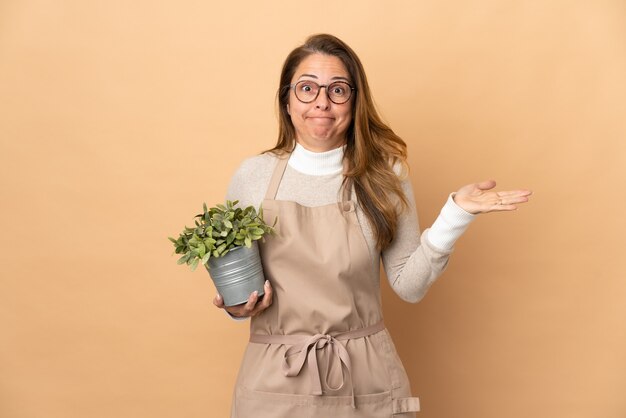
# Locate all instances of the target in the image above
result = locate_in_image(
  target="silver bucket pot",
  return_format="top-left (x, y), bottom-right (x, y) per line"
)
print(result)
top-left (206, 241), bottom-right (266, 306)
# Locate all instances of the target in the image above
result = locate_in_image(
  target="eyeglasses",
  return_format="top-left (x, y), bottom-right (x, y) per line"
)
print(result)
top-left (289, 80), bottom-right (355, 104)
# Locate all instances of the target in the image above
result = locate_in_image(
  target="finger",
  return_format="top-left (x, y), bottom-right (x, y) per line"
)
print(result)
top-left (213, 294), bottom-right (225, 308)
top-left (497, 195), bottom-right (531, 206)
top-left (257, 280), bottom-right (273, 310)
top-left (497, 204), bottom-right (518, 211)
top-left (225, 292), bottom-right (259, 318)
top-left (508, 195), bottom-right (531, 204)
top-left (249, 282), bottom-right (273, 317)
top-left (241, 291), bottom-right (259, 315)
top-left (496, 189), bottom-right (533, 197)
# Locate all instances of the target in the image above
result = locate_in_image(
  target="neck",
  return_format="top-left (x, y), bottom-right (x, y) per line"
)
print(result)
top-left (288, 142), bottom-right (345, 176)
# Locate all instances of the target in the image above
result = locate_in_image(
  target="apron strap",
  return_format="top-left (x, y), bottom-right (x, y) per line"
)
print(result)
top-left (341, 157), bottom-right (356, 212)
top-left (265, 152), bottom-right (290, 200)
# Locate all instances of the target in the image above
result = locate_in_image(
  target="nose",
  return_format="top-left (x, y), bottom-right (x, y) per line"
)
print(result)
top-left (314, 86), bottom-right (331, 110)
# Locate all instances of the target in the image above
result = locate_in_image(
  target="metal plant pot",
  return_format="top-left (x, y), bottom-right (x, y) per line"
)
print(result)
top-left (205, 241), bottom-right (266, 306)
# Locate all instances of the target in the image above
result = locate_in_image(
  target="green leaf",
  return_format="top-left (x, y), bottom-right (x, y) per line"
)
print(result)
top-left (201, 252), bottom-right (210, 265)
top-left (244, 236), bottom-right (251, 247)
top-left (224, 219), bottom-right (233, 229)
top-left (177, 253), bottom-right (191, 264)
top-left (190, 257), bottom-right (200, 271)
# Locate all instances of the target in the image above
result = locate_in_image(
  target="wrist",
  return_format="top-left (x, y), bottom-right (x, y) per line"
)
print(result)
top-left (451, 193), bottom-right (477, 215)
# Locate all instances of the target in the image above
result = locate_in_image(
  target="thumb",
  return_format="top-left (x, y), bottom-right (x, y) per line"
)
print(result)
top-left (213, 293), bottom-right (224, 307)
top-left (477, 179), bottom-right (496, 190)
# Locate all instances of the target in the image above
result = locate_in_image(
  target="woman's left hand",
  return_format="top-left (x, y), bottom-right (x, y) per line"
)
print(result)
top-left (453, 180), bottom-right (532, 215)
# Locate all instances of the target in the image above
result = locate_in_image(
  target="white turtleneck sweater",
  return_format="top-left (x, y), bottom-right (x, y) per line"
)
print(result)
top-left (224, 143), bottom-right (475, 317)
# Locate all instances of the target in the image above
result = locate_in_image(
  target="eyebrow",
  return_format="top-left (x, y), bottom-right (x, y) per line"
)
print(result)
top-left (298, 74), bottom-right (352, 83)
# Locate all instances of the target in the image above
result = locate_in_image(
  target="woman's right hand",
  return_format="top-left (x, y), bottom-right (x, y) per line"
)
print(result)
top-left (212, 280), bottom-right (274, 318)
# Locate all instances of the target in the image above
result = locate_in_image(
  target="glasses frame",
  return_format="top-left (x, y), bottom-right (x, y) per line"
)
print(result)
top-left (288, 80), bottom-right (356, 104)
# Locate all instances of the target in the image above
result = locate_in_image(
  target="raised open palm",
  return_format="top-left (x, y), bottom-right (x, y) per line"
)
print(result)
top-left (453, 180), bottom-right (532, 215)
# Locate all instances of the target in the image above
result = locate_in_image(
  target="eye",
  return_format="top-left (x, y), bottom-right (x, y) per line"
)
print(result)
top-left (298, 81), bottom-right (316, 92)
top-left (330, 83), bottom-right (348, 96)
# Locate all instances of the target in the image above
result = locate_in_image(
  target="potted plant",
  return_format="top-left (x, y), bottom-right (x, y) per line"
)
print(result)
top-left (169, 200), bottom-right (277, 306)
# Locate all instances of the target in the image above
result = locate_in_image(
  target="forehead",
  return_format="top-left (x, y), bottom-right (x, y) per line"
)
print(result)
top-left (292, 53), bottom-right (350, 81)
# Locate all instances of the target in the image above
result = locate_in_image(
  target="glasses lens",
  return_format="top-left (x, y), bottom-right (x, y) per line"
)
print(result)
top-left (327, 82), bottom-right (352, 104)
top-left (294, 80), bottom-right (319, 103)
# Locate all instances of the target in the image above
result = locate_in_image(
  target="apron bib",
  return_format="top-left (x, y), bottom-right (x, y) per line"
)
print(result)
top-left (230, 152), bottom-right (421, 417)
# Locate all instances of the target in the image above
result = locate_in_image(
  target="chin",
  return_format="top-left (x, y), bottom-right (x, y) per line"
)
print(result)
top-left (310, 130), bottom-right (336, 140)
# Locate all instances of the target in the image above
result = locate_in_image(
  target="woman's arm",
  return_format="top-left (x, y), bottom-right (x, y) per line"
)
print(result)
top-left (381, 177), bottom-right (475, 303)
top-left (382, 176), bottom-right (531, 303)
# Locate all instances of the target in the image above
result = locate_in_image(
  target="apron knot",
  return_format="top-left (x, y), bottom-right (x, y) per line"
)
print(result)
top-left (282, 333), bottom-right (356, 408)
top-left (249, 321), bottom-right (386, 410)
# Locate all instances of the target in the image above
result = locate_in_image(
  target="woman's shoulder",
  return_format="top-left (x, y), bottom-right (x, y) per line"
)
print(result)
top-left (233, 151), bottom-right (280, 177)
top-left (226, 152), bottom-right (281, 205)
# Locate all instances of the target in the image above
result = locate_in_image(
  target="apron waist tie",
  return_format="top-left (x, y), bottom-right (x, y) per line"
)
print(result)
top-left (249, 320), bottom-right (386, 409)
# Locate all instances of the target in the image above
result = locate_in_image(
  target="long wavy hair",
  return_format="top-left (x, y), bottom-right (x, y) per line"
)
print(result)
top-left (264, 34), bottom-right (409, 251)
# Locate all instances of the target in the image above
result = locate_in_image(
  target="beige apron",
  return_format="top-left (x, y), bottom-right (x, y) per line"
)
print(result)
top-left (230, 152), bottom-right (421, 417)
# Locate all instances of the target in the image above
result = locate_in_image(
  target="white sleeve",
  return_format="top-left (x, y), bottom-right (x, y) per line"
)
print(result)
top-left (426, 192), bottom-right (476, 251)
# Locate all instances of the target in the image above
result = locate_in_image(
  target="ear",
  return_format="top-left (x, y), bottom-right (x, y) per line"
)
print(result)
top-left (286, 104), bottom-right (290, 115)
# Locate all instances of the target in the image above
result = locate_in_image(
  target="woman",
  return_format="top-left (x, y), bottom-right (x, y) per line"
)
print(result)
top-left (213, 34), bottom-right (531, 417)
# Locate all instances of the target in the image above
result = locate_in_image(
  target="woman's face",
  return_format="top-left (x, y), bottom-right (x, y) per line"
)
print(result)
top-left (288, 53), bottom-right (353, 152)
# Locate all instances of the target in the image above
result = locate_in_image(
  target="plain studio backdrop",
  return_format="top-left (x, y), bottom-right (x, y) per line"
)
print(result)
top-left (1, 1), bottom-right (625, 417)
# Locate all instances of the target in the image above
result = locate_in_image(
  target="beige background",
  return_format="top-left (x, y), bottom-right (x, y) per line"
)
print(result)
top-left (1, 1), bottom-right (625, 417)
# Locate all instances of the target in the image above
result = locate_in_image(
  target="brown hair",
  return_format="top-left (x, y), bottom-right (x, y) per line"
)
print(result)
top-left (264, 33), bottom-right (409, 251)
